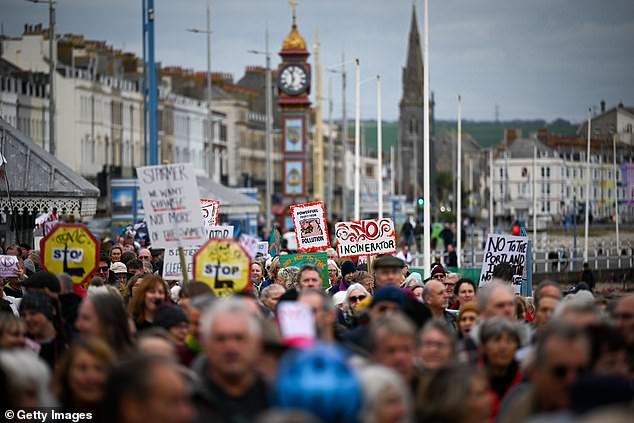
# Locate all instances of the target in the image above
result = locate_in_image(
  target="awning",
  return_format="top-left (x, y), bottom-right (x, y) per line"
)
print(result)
top-left (196, 176), bottom-right (259, 215)
top-left (0, 117), bottom-right (99, 217)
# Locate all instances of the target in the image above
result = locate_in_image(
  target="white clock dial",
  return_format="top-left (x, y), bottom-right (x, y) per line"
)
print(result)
top-left (279, 64), bottom-right (308, 95)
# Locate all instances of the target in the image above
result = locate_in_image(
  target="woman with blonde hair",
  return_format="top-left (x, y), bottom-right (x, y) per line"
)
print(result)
top-left (53, 337), bottom-right (115, 412)
top-left (276, 266), bottom-right (300, 290)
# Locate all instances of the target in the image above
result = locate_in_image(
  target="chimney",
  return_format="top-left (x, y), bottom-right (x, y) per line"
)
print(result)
top-left (600, 99), bottom-right (606, 113)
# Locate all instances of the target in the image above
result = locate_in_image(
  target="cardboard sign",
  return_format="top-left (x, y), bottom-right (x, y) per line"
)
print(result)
top-left (279, 252), bottom-right (329, 288)
top-left (289, 201), bottom-right (330, 253)
top-left (479, 234), bottom-right (528, 294)
top-left (335, 218), bottom-right (397, 258)
top-left (163, 227), bottom-right (234, 281)
top-left (137, 163), bottom-right (205, 248)
top-left (40, 223), bottom-right (100, 285)
top-left (200, 199), bottom-right (220, 226)
top-left (256, 241), bottom-right (269, 258)
top-left (205, 225), bottom-right (234, 240)
top-left (0, 255), bottom-right (19, 278)
top-left (277, 301), bottom-right (315, 346)
top-left (193, 239), bottom-right (251, 296)
top-left (239, 234), bottom-right (259, 259)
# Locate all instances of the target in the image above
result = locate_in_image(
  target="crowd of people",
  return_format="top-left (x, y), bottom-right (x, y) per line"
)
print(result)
top-left (0, 236), bottom-right (633, 423)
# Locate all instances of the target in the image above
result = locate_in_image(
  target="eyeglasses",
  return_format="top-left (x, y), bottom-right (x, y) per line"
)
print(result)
top-left (433, 274), bottom-right (446, 280)
top-left (139, 256), bottom-right (151, 260)
top-left (550, 365), bottom-right (586, 380)
top-left (349, 295), bottom-right (367, 303)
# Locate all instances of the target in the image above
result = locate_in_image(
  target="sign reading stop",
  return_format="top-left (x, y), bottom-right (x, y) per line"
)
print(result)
top-left (193, 239), bottom-right (251, 296)
top-left (40, 223), bottom-right (100, 285)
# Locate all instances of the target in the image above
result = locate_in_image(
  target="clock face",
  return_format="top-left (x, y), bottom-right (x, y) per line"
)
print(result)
top-left (279, 64), bottom-right (309, 95)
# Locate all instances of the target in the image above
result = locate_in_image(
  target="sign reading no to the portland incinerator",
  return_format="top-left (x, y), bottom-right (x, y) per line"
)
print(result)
top-left (137, 163), bottom-right (205, 248)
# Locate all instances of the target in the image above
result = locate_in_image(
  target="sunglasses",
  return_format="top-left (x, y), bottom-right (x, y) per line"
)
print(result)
top-left (550, 365), bottom-right (586, 380)
top-left (349, 295), bottom-right (367, 303)
top-left (139, 256), bottom-right (151, 260)
top-left (433, 274), bottom-right (446, 280)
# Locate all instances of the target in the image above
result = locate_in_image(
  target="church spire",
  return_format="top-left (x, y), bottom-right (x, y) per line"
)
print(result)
top-left (402, 4), bottom-right (424, 103)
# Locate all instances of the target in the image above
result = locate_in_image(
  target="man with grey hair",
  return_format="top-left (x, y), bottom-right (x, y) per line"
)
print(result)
top-left (298, 288), bottom-right (339, 342)
top-left (478, 282), bottom-right (516, 320)
top-left (191, 297), bottom-right (269, 422)
top-left (298, 264), bottom-right (323, 290)
top-left (260, 284), bottom-right (285, 315)
top-left (368, 312), bottom-right (418, 385)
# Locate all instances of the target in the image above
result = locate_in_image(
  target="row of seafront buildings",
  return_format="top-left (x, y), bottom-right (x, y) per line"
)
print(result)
top-left (490, 104), bottom-right (634, 227)
top-left (0, 25), bottom-right (370, 228)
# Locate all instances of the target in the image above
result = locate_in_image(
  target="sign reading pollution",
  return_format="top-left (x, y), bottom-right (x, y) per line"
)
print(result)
top-left (290, 201), bottom-right (330, 253)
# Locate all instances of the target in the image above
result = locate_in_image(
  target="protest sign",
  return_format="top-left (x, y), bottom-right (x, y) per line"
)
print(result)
top-left (163, 227), bottom-right (234, 281)
top-left (479, 234), bottom-right (528, 294)
top-left (40, 224), bottom-right (99, 285)
top-left (193, 239), bottom-right (251, 296)
top-left (277, 302), bottom-right (316, 347)
top-left (137, 163), bottom-right (204, 248)
top-left (200, 199), bottom-right (220, 227)
top-left (279, 251), bottom-right (329, 288)
top-left (239, 234), bottom-right (259, 259)
top-left (256, 241), bottom-right (269, 258)
top-left (0, 255), bottom-right (19, 278)
top-left (205, 225), bottom-right (234, 240)
top-left (289, 201), bottom-right (330, 252)
top-left (335, 218), bottom-right (396, 258)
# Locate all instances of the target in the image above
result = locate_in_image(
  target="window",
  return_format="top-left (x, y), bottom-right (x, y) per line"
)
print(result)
top-left (546, 184), bottom-right (550, 195)
top-left (547, 202), bottom-right (551, 212)
top-left (566, 168), bottom-right (570, 178)
top-left (580, 187), bottom-right (584, 198)
top-left (500, 168), bottom-right (504, 178)
top-left (500, 183), bottom-right (504, 196)
top-left (541, 167), bottom-right (545, 178)
top-left (541, 202), bottom-right (545, 212)
top-left (546, 167), bottom-right (551, 178)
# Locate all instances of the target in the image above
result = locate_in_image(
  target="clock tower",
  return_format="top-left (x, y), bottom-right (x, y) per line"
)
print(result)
top-left (278, 2), bottom-right (311, 198)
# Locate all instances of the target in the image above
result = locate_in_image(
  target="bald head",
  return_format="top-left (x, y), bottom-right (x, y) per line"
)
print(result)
top-left (423, 280), bottom-right (448, 314)
top-left (478, 283), bottom-right (515, 320)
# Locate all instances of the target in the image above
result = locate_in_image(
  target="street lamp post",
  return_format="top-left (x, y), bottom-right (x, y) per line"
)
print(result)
top-left (247, 29), bottom-right (274, 233)
top-left (26, 0), bottom-right (56, 155)
top-left (187, 0), bottom-right (214, 179)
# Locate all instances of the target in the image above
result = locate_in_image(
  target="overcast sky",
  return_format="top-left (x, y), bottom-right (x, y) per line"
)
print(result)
top-left (3, 0), bottom-right (633, 122)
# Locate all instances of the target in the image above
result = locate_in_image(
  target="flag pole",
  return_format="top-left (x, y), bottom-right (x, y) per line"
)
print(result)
top-left (422, 0), bottom-right (431, 277)
top-left (456, 95), bottom-right (462, 267)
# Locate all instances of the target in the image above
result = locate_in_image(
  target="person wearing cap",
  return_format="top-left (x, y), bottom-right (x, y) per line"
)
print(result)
top-left (154, 303), bottom-right (194, 366)
top-left (19, 292), bottom-right (67, 368)
top-left (327, 260), bottom-right (357, 295)
top-left (110, 262), bottom-right (130, 293)
top-left (373, 255), bottom-right (406, 289)
top-left (22, 271), bottom-right (61, 297)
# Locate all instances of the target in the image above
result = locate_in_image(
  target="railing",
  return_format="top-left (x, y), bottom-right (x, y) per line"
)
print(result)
top-left (411, 242), bottom-right (634, 273)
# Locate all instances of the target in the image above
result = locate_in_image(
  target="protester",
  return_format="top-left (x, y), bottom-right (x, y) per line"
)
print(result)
top-left (136, 327), bottom-right (178, 360)
top-left (128, 275), bottom-right (168, 331)
top-left (479, 317), bottom-right (523, 419)
top-left (356, 270), bottom-right (375, 294)
top-left (328, 260), bottom-right (356, 294)
top-left (368, 313), bottom-right (418, 387)
top-left (422, 279), bottom-right (456, 331)
top-left (75, 293), bottom-right (134, 358)
top-left (53, 337), bottom-right (114, 412)
top-left (260, 284), bottom-right (286, 315)
top-left (497, 323), bottom-right (590, 423)
top-left (0, 312), bottom-right (32, 350)
top-left (153, 303), bottom-right (192, 365)
top-left (586, 323), bottom-right (629, 378)
top-left (457, 302), bottom-right (479, 339)
top-left (327, 259), bottom-right (340, 288)
top-left (251, 261), bottom-right (265, 291)
top-left (416, 364), bottom-right (490, 423)
top-left (298, 288), bottom-right (339, 342)
top-left (19, 292), bottom-right (67, 368)
top-left (297, 264), bottom-right (322, 291)
top-left (101, 353), bottom-right (194, 423)
top-left (0, 349), bottom-right (56, 407)
top-left (454, 278), bottom-right (477, 310)
top-left (276, 266), bottom-right (300, 290)
top-left (191, 297), bottom-right (269, 422)
top-left (110, 245), bottom-right (123, 263)
top-left (373, 255), bottom-right (406, 289)
top-left (417, 320), bottom-right (457, 371)
top-left (357, 365), bottom-right (411, 423)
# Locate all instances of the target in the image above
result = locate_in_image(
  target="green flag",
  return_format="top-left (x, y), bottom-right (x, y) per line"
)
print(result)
top-left (268, 226), bottom-right (281, 257)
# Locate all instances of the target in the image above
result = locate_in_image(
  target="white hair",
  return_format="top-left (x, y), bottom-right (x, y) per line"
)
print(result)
top-left (200, 297), bottom-right (262, 343)
top-left (0, 350), bottom-right (57, 406)
top-left (477, 282), bottom-right (514, 310)
top-left (345, 283), bottom-right (371, 307)
top-left (333, 291), bottom-right (347, 307)
top-left (357, 365), bottom-right (411, 423)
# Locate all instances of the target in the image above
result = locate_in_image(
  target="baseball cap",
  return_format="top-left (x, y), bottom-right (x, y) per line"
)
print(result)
top-left (110, 262), bottom-right (128, 274)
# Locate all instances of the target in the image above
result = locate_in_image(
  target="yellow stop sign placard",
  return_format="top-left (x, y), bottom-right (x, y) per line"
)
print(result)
top-left (193, 239), bottom-right (251, 296)
top-left (40, 223), bottom-right (100, 285)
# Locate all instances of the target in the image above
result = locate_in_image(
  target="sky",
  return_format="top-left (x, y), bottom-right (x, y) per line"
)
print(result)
top-left (2, 0), bottom-right (634, 123)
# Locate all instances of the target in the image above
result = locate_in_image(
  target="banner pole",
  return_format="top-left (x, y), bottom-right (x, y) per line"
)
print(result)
top-left (178, 246), bottom-right (189, 284)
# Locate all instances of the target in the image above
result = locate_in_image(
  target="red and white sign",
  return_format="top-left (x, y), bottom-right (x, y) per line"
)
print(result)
top-left (289, 201), bottom-right (330, 253)
top-left (200, 199), bottom-right (220, 227)
top-left (239, 234), bottom-right (259, 259)
top-left (335, 218), bottom-right (397, 258)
